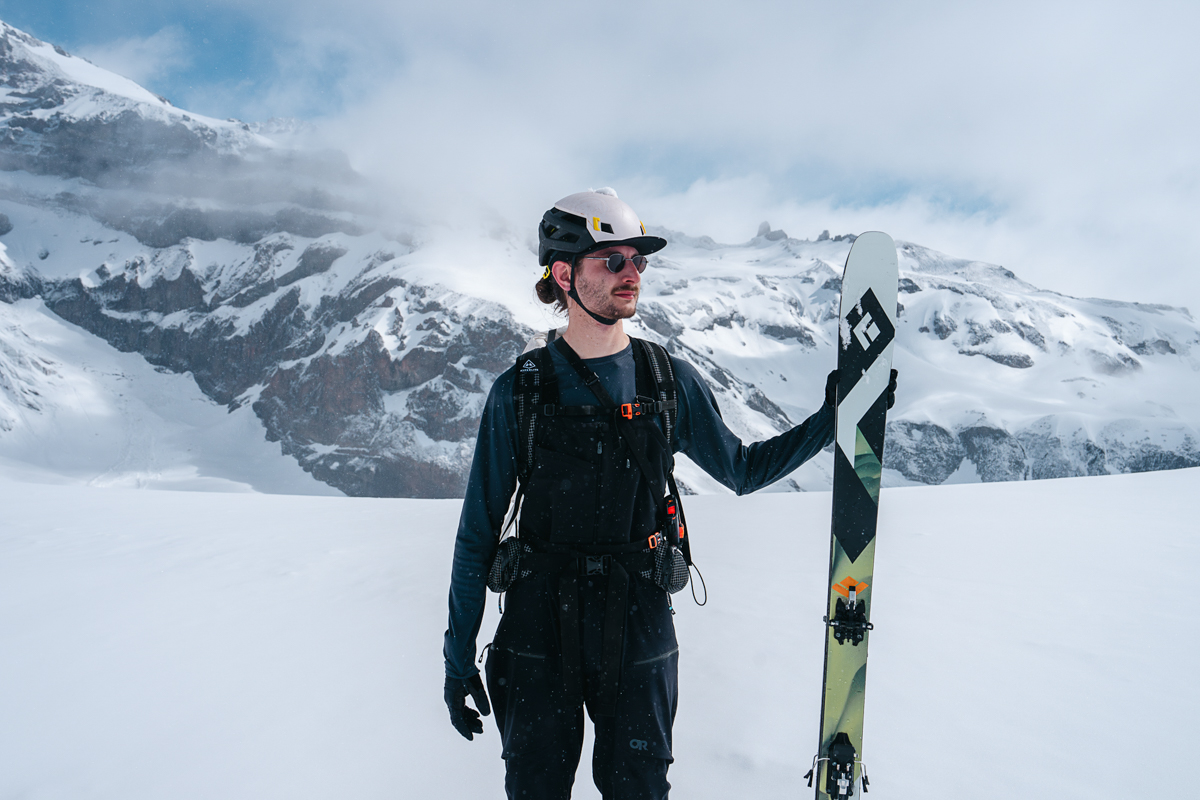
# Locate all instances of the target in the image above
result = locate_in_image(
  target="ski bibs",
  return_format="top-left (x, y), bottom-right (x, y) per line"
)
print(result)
top-left (497, 335), bottom-right (683, 718)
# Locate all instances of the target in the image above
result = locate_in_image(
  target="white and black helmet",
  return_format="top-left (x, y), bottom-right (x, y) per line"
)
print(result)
top-left (538, 188), bottom-right (667, 267)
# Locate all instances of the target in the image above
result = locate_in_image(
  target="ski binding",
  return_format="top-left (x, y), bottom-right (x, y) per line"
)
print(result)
top-left (823, 581), bottom-right (874, 646)
top-left (803, 732), bottom-right (870, 799)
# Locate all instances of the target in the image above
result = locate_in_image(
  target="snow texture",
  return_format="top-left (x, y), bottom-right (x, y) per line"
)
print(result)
top-left (0, 468), bottom-right (1195, 798)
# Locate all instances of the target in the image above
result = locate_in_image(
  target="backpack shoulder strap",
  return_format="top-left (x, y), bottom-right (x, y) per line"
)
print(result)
top-left (512, 345), bottom-right (558, 484)
top-left (631, 338), bottom-right (693, 564)
top-left (630, 338), bottom-right (678, 448)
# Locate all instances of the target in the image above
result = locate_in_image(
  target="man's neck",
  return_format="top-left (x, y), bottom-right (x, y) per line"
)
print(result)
top-left (561, 309), bottom-right (630, 359)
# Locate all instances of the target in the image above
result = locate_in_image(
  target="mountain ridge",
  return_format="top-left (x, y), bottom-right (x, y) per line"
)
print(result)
top-left (1, 17), bottom-right (1198, 496)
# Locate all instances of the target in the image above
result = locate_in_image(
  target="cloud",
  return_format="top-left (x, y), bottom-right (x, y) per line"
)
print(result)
top-left (253, 0), bottom-right (1198, 309)
top-left (46, 0), bottom-right (1200, 312)
top-left (77, 26), bottom-right (190, 88)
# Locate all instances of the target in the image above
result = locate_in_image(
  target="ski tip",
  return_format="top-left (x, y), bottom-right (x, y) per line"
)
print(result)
top-left (849, 231), bottom-right (896, 250)
top-left (843, 232), bottom-right (898, 275)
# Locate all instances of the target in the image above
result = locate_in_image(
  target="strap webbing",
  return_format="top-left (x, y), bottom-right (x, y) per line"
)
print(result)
top-left (514, 346), bottom-right (558, 483)
top-left (636, 338), bottom-right (677, 447)
top-left (667, 471), bottom-right (692, 566)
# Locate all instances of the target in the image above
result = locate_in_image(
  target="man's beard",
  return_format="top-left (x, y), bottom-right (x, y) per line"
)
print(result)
top-left (575, 272), bottom-right (639, 320)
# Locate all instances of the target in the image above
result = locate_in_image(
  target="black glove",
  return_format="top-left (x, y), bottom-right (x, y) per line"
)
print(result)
top-left (824, 369), bottom-right (840, 407)
top-left (445, 674), bottom-right (491, 741)
top-left (825, 368), bottom-right (898, 409)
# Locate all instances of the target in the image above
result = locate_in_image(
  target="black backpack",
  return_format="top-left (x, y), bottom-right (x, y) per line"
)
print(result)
top-left (508, 331), bottom-right (692, 565)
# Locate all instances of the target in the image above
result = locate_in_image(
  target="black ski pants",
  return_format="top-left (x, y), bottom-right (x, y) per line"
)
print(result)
top-left (485, 569), bottom-right (679, 800)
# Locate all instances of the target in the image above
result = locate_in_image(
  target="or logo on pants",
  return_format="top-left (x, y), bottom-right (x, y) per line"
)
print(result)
top-left (629, 739), bottom-right (649, 751)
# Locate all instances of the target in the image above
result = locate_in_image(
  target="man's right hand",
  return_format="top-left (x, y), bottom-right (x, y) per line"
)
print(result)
top-left (824, 368), bottom-right (898, 408)
top-left (444, 674), bottom-right (491, 740)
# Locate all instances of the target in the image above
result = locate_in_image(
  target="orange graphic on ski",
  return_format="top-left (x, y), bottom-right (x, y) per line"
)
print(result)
top-left (832, 577), bottom-right (869, 598)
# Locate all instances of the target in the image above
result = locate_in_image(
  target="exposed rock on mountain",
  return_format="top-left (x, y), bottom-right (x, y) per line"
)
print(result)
top-left (882, 421), bottom-right (964, 484)
top-left (959, 426), bottom-right (1029, 482)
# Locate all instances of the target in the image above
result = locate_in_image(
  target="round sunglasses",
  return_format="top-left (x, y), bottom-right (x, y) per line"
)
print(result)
top-left (581, 253), bottom-right (649, 274)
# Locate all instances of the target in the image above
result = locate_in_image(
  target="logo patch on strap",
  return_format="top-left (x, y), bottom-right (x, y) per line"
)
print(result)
top-left (520, 359), bottom-right (538, 373)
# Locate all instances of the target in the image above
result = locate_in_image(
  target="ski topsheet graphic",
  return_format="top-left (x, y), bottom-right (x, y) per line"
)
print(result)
top-left (808, 232), bottom-right (898, 800)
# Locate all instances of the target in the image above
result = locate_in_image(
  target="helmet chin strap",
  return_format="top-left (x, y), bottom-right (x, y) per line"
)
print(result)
top-left (568, 264), bottom-right (619, 326)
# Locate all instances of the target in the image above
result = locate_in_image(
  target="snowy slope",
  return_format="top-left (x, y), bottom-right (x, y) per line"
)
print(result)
top-left (0, 243), bottom-right (337, 493)
top-left (1, 469), bottom-right (1195, 798)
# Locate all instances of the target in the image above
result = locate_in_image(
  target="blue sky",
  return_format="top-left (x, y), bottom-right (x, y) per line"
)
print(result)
top-left (3, 0), bottom-right (1199, 313)
top-left (0, 0), bottom-right (347, 119)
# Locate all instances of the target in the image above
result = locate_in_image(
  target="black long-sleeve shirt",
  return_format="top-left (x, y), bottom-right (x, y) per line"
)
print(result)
top-left (443, 342), bottom-right (834, 679)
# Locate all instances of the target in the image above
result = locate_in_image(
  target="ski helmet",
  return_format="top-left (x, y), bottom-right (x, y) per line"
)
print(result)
top-left (538, 188), bottom-right (667, 267)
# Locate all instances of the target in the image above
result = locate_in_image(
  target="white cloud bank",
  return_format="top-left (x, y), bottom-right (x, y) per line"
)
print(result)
top-left (70, 0), bottom-right (1200, 312)
top-left (76, 26), bottom-right (190, 88)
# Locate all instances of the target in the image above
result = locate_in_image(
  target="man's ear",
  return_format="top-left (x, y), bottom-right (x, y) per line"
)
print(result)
top-left (551, 260), bottom-right (572, 292)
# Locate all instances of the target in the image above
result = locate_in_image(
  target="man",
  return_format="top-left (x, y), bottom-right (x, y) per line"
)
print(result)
top-left (444, 188), bottom-right (893, 799)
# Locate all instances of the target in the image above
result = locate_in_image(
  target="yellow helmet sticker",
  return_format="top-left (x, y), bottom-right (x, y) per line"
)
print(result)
top-left (640, 221), bottom-right (646, 235)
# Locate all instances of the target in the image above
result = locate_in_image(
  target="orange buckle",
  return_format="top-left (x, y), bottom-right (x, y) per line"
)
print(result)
top-left (679, 524), bottom-right (685, 540)
top-left (647, 533), bottom-right (659, 549)
top-left (621, 403), bottom-right (634, 420)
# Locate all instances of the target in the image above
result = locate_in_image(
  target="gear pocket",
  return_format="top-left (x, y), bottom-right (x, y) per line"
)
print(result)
top-left (651, 542), bottom-right (689, 594)
top-left (487, 537), bottom-right (532, 593)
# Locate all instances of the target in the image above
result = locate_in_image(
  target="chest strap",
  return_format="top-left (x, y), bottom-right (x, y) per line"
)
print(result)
top-left (536, 399), bottom-right (675, 419)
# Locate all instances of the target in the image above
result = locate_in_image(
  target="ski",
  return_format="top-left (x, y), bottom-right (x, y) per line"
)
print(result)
top-left (806, 232), bottom-right (898, 800)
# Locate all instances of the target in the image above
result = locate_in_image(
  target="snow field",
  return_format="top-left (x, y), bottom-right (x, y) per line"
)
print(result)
top-left (2, 468), bottom-right (1196, 799)
top-left (676, 472), bottom-right (1200, 798)
top-left (0, 487), bottom-right (485, 799)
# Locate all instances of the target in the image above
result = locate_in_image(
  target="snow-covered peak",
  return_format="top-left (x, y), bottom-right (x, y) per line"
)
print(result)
top-left (1, 20), bottom-right (170, 109)
top-left (0, 18), bottom-right (274, 178)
